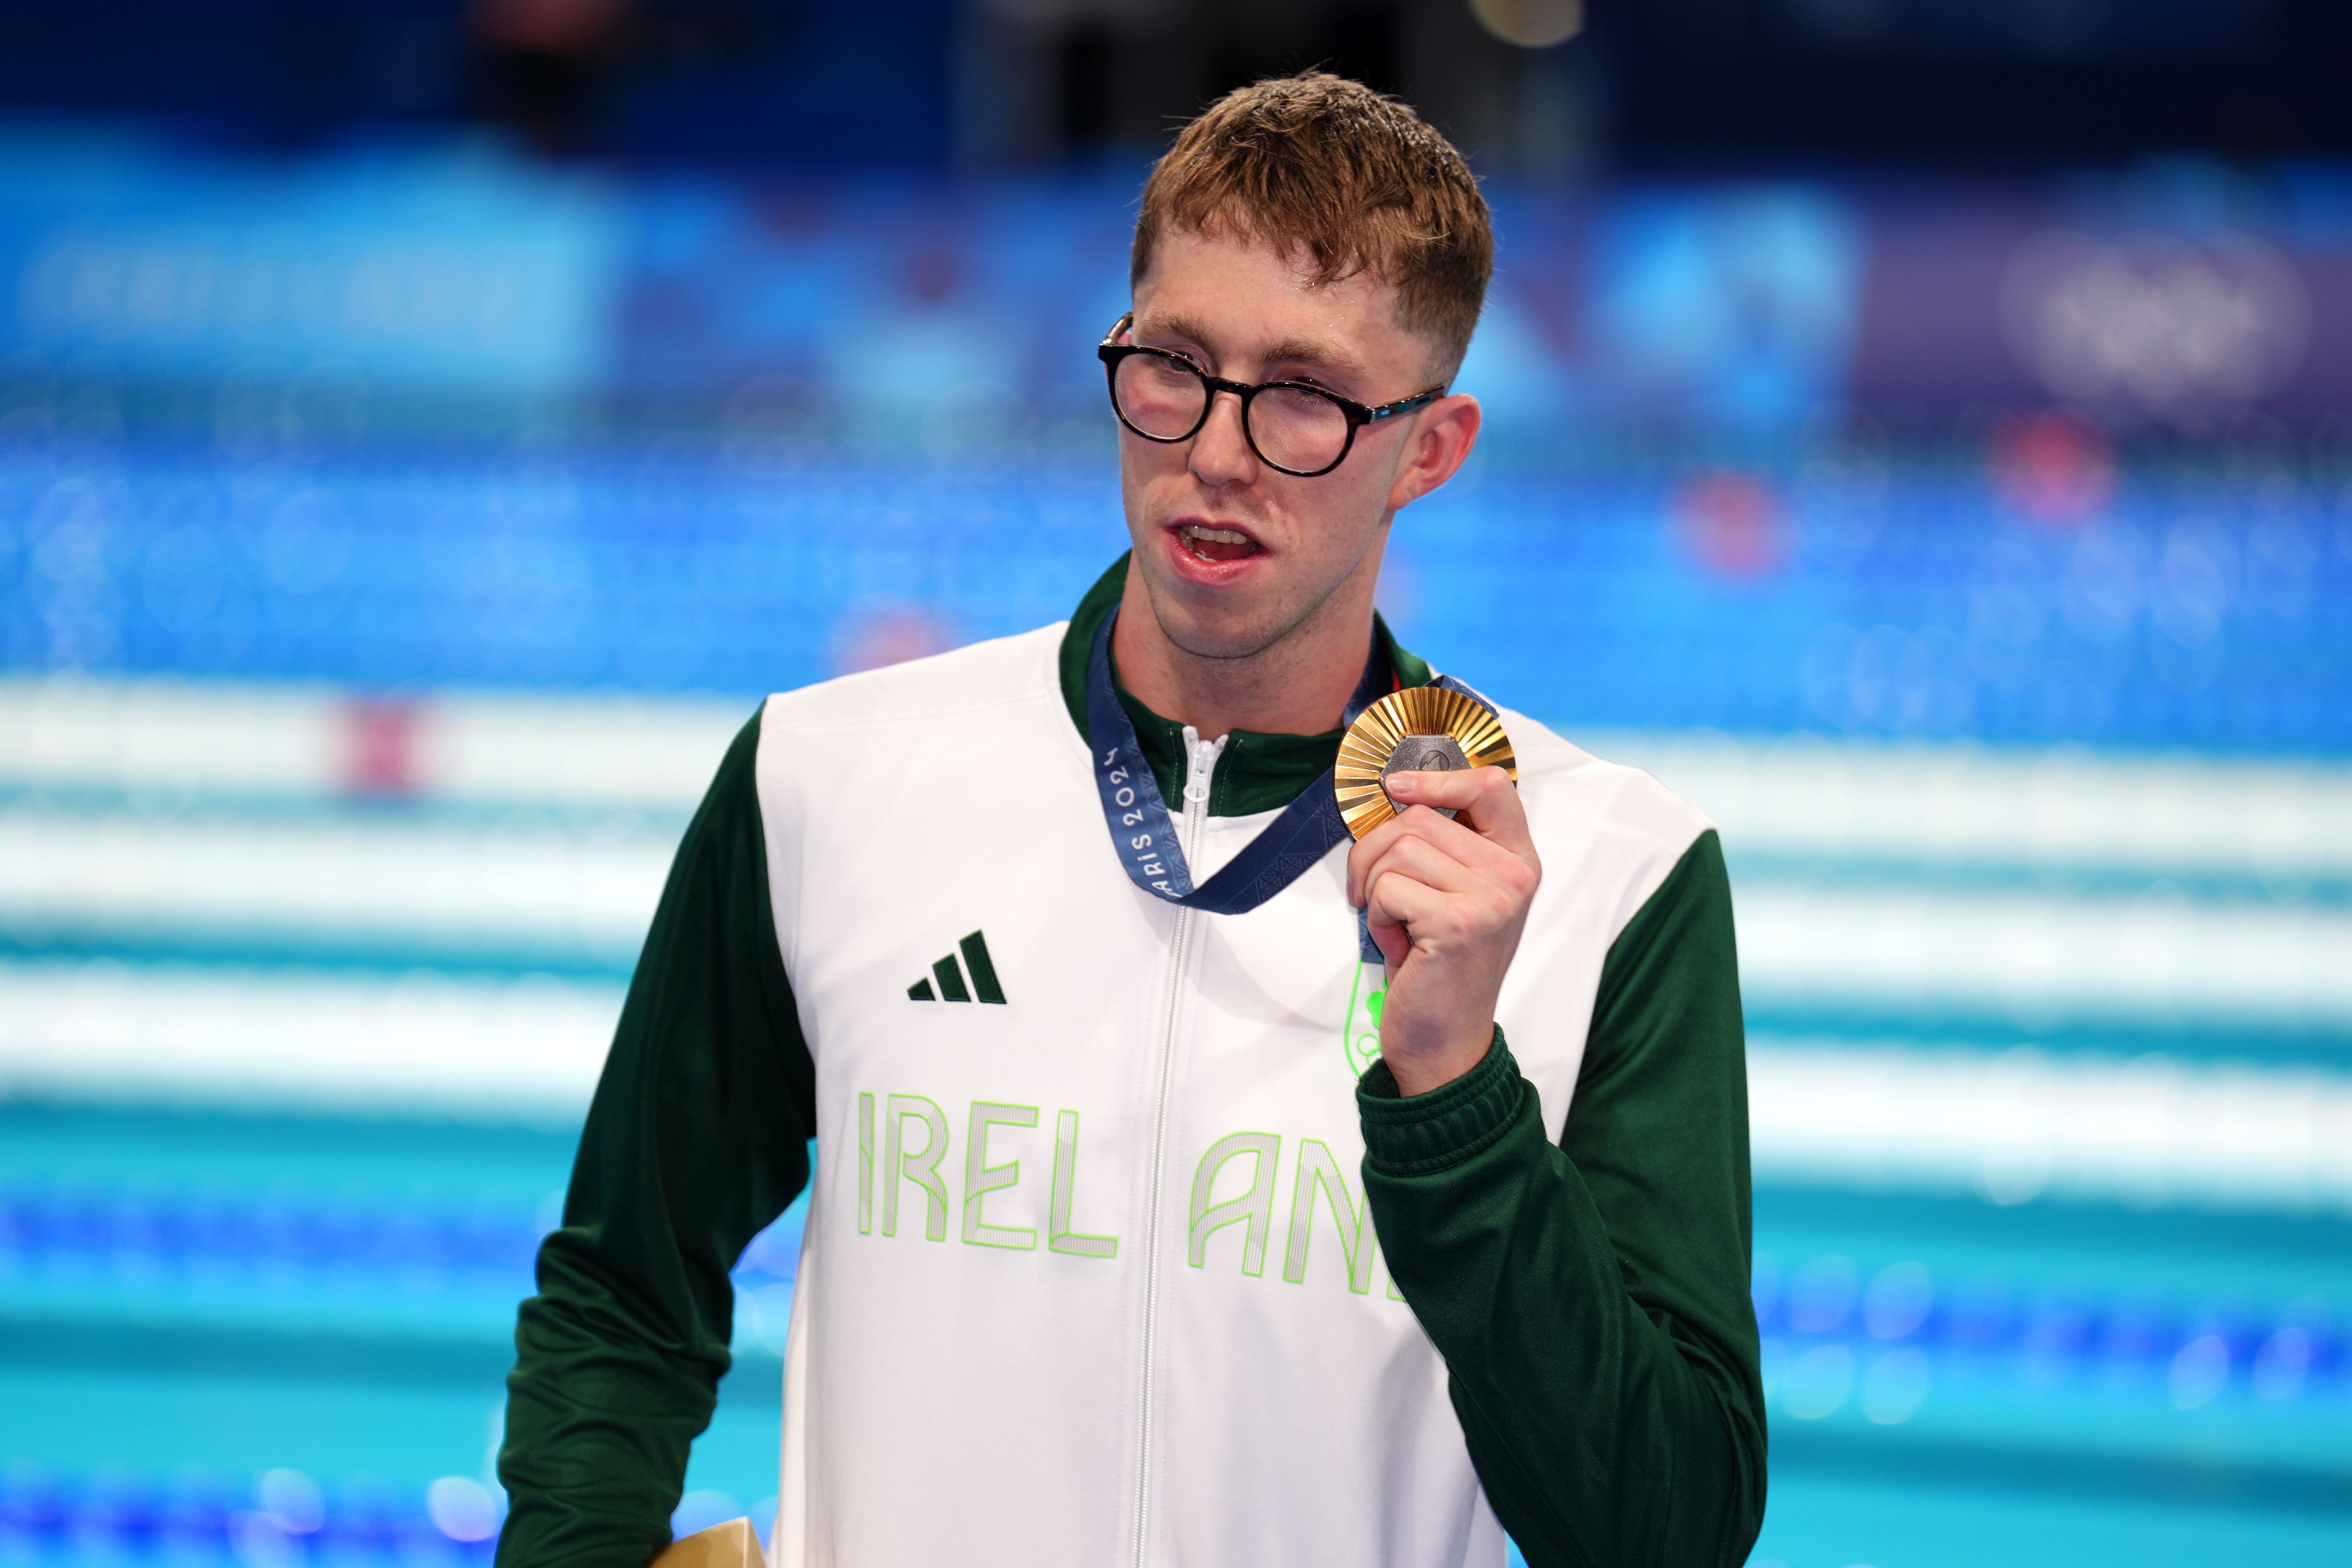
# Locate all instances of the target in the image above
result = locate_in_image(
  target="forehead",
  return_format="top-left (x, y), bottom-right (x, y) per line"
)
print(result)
top-left (1130, 227), bottom-right (1411, 369)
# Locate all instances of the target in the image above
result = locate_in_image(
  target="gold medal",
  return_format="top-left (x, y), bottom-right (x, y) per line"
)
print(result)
top-left (1335, 686), bottom-right (1516, 839)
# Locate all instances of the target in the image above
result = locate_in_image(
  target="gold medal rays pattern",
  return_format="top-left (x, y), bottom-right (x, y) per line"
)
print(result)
top-left (1335, 686), bottom-right (1517, 840)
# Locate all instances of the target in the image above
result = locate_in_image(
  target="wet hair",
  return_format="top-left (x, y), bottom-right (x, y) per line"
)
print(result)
top-left (1132, 71), bottom-right (1493, 377)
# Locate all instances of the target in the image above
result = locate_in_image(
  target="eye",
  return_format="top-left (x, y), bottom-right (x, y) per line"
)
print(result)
top-left (1272, 371), bottom-right (1343, 397)
top-left (1133, 337), bottom-right (1204, 368)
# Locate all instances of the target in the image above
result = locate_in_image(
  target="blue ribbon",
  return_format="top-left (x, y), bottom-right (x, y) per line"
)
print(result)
top-left (1083, 608), bottom-right (1369, 914)
top-left (1085, 609), bottom-right (1500, 962)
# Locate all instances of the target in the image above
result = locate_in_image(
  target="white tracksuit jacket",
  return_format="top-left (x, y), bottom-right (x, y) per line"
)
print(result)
top-left (753, 621), bottom-right (1713, 1568)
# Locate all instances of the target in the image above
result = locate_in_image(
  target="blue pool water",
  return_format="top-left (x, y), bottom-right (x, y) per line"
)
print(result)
top-left (6, 1094), bottom-right (2348, 1565)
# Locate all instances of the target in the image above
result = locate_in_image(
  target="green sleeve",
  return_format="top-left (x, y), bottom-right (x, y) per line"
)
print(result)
top-left (1359, 829), bottom-right (1765, 1568)
top-left (496, 711), bottom-right (817, 1568)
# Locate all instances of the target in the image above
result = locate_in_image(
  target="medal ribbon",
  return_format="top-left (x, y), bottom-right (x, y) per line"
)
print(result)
top-left (1085, 609), bottom-right (1497, 961)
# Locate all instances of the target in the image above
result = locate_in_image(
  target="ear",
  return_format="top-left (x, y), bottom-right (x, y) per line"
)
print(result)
top-left (1384, 394), bottom-right (1482, 512)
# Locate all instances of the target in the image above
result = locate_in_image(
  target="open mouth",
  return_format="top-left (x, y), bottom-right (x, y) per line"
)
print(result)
top-left (1177, 523), bottom-right (1262, 564)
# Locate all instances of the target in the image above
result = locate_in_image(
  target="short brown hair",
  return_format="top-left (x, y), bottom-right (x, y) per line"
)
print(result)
top-left (1131, 72), bottom-right (1493, 376)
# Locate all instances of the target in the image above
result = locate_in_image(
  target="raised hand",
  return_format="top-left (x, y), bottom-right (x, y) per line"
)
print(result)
top-left (1343, 765), bottom-right (1541, 1095)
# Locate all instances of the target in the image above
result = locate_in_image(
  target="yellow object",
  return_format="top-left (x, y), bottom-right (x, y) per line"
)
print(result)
top-left (1335, 686), bottom-right (1517, 840)
top-left (651, 1518), bottom-right (760, 1568)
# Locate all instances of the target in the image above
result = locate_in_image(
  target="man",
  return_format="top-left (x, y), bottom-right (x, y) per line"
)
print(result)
top-left (498, 72), bottom-right (1764, 1568)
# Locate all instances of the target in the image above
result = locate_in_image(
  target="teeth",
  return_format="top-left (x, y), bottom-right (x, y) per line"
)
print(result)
top-left (1182, 525), bottom-right (1252, 545)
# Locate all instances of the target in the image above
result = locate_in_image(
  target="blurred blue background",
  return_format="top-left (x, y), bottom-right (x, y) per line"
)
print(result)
top-left (2, 4), bottom-right (2350, 1567)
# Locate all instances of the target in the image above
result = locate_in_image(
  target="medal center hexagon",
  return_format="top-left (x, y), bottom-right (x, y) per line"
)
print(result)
top-left (1379, 733), bottom-right (1471, 817)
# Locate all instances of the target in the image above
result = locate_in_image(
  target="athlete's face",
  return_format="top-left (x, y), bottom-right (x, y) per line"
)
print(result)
top-left (1116, 229), bottom-right (1481, 664)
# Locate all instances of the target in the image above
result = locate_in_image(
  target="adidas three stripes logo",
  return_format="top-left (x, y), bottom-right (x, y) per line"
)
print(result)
top-left (909, 930), bottom-right (1006, 1004)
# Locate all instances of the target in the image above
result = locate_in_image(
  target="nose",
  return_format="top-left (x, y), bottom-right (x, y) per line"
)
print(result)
top-left (1187, 388), bottom-right (1260, 485)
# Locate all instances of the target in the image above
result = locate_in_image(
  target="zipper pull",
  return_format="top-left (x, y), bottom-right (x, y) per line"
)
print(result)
top-left (1180, 726), bottom-right (1216, 805)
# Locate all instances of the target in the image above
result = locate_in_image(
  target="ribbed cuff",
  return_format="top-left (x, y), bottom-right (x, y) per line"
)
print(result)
top-left (1356, 1026), bottom-right (1523, 1177)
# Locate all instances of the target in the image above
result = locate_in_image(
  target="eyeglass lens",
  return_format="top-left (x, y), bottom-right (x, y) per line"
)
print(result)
top-left (1112, 354), bottom-right (1352, 475)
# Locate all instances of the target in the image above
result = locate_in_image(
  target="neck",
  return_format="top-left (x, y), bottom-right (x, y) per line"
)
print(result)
top-left (1110, 557), bottom-right (1377, 740)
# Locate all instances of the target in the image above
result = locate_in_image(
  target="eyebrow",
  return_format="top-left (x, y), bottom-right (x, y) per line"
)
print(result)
top-left (1141, 312), bottom-right (1371, 386)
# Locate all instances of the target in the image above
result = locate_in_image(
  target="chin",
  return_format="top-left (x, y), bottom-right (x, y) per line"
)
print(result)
top-left (1166, 588), bottom-right (1317, 663)
top-left (1140, 577), bottom-right (1288, 662)
top-left (1163, 616), bottom-right (1286, 663)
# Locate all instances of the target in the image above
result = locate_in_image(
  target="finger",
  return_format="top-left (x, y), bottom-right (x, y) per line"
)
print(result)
top-left (1348, 809), bottom-right (1501, 906)
top-left (1363, 865), bottom-right (1449, 963)
top-left (1358, 832), bottom-right (1483, 909)
top-left (1347, 796), bottom-right (1532, 905)
top-left (1384, 766), bottom-right (1539, 862)
top-left (1365, 892), bottom-right (1411, 971)
top-left (1363, 837), bottom-right (1526, 963)
top-left (1376, 765), bottom-right (1491, 813)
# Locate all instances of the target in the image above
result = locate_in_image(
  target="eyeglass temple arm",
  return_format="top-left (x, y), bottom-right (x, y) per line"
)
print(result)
top-left (1363, 387), bottom-right (1448, 424)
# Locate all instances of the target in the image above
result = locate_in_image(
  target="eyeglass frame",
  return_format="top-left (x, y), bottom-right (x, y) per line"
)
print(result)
top-left (1096, 313), bottom-right (1449, 478)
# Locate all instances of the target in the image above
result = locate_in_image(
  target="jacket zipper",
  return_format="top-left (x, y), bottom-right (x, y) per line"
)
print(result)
top-left (1130, 728), bottom-right (1222, 1568)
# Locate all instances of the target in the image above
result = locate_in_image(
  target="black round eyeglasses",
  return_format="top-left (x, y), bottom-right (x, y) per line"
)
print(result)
top-left (1097, 314), bottom-right (1447, 478)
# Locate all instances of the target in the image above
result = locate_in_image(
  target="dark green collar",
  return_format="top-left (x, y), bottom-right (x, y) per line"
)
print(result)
top-left (1056, 553), bottom-right (1433, 817)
